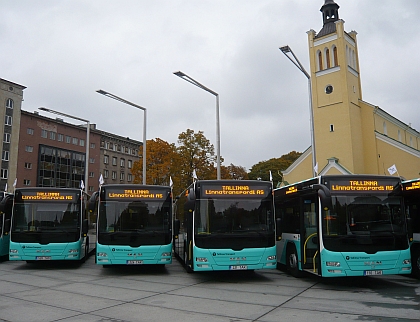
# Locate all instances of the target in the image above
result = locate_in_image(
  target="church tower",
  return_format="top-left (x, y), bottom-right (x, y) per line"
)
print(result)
top-left (307, 0), bottom-right (365, 174)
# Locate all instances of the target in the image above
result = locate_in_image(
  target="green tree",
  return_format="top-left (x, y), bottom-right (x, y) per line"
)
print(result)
top-left (248, 151), bottom-right (302, 186)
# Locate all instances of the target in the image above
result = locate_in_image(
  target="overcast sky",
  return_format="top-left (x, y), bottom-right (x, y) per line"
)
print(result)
top-left (2, 0), bottom-right (420, 171)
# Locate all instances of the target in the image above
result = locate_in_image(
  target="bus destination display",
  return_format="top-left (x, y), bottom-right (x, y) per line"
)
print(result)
top-left (328, 180), bottom-right (396, 193)
top-left (403, 180), bottom-right (420, 191)
top-left (21, 191), bottom-right (75, 201)
top-left (201, 184), bottom-right (270, 198)
top-left (105, 189), bottom-right (167, 200)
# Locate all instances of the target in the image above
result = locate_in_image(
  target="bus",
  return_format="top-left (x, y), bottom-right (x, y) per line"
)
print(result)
top-left (0, 192), bottom-right (13, 258)
top-left (173, 180), bottom-right (277, 272)
top-left (402, 178), bottom-right (420, 278)
top-left (1, 187), bottom-right (91, 262)
top-left (89, 184), bottom-right (173, 266)
top-left (274, 175), bottom-right (412, 277)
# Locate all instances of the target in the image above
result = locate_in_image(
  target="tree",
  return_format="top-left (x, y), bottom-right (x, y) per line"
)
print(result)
top-left (220, 163), bottom-right (249, 180)
top-left (132, 138), bottom-right (179, 186)
top-left (248, 151), bottom-right (302, 185)
top-left (176, 129), bottom-right (221, 192)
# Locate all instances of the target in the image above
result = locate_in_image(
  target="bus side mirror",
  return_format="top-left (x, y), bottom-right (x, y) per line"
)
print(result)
top-left (312, 184), bottom-right (332, 210)
top-left (87, 191), bottom-right (99, 213)
top-left (276, 218), bottom-right (283, 234)
top-left (82, 219), bottom-right (89, 235)
top-left (185, 188), bottom-right (196, 211)
top-left (406, 217), bottom-right (413, 241)
top-left (4, 218), bottom-right (11, 235)
top-left (174, 219), bottom-right (180, 236)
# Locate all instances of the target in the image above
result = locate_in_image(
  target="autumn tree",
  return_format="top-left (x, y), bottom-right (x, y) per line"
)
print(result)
top-left (132, 138), bottom-right (179, 186)
top-left (176, 129), bottom-right (221, 192)
top-left (220, 164), bottom-right (249, 180)
top-left (248, 151), bottom-right (302, 186)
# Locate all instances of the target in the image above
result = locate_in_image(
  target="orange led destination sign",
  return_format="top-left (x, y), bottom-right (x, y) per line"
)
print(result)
top-left (330, 180), bottom-right (394, 193)
top-left (106, 189), bottom-right (166, 200)
top-left (285, 186), bottom-right (298, 195)
top-left (404, 181), bottom-right (420, 191)
top-left (21, 191), bottom-right (75, 201)
top-left (202, 185), bottom-right (270, 198)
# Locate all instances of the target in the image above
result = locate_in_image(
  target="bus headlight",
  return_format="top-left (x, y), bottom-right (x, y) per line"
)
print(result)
top-left (10, 249), bottom-right (18, 253)
top-left (196, 257), bottom-right (208, 262)
top-left (267, 255), bottom-right (276, 261)
top-left (326, 261), bottom-right (341, 267)
top-left (97, 252), bottom-right (108, 257)
top-left (161, 252), bottom-right (171, 257)
top-left (402, 259), bottom-right (411, 265)
top-left (68, 249), bottom-right (79, 253)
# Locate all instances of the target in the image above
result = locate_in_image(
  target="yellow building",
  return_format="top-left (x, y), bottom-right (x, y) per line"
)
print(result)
top-left (283, 0), bottom-right (420, 184)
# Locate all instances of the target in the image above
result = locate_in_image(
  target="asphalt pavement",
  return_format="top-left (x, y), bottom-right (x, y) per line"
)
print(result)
top-left (0, 254), bottom-right (419, 322)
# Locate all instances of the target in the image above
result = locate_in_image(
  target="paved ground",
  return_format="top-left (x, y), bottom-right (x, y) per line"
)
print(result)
top-left (0, 254), bottom-right (419, 322)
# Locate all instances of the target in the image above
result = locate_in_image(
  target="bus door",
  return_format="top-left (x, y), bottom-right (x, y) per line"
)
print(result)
top-left (301, 193), bottom-right (319, 274)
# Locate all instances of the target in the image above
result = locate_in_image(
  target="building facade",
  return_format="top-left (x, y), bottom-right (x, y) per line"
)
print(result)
top-left (283, 0), bottom-right (420, 184)
top-left (0, 79), bottom-right (26, 191)
top-left (17, 110), bottom-right (141, 192)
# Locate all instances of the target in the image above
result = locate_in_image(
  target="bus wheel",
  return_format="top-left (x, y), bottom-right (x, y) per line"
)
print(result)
top-left (412, 248), bottom-right (420, 279)
top-left (286, 244), bottom-right (301, 278)
top-left (81, 237), bottom-right (89, 263)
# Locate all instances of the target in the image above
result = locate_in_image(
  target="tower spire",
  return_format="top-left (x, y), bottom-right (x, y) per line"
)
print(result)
top-left (316, 0), bottom-right (340, 38)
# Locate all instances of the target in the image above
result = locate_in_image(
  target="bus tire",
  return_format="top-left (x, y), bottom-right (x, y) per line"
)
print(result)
top-left (81, 237), bottom-right (89, 263)
top-left (411, 247), bottom-right (420, 279)
top-left (286, 244), bottom-right (302, 278)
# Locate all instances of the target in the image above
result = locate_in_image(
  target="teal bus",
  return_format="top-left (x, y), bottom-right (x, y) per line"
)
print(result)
top-left (89, 184), bottom-right (173, 267)
top-left (173, 180), bottom-right (276, 272)
top-left (2, 187), bottom-right (91, 262)
top-left (274, 175), bottom-right (411, 277)
top-left (402, 178), bottom-right (420, 278)
top-left (0, 192), bottom-right (13, 258)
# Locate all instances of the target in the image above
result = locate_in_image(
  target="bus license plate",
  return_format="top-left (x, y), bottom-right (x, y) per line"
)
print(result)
top-left (36, 256), bottom-right (51, 260)
top-left (364, 270), bottom-right (383, 276)
top-left (229, 265), bottom-right (247, 270)
top-left (127, 260), bottom-right (143, 265)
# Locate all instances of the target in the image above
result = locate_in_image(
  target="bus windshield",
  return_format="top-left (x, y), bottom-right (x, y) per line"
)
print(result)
top-left (194, 197), bottom-right (274, 249)
top-left (11, 201), bottom-right (80, 243)
top-left (322, 194), bottom-right (408, 252)
top-left (98, 199), bottom-right (171, 246)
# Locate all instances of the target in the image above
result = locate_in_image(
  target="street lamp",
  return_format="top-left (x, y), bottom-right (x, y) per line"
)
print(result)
top-left (173, 71), bottom-right (221, 180)
top-left (96, 90), bottom-right (147, 185)
top-left (280, 45), bottom-right (317, 177)
top-left (38, 107), bottom-right (90, 191)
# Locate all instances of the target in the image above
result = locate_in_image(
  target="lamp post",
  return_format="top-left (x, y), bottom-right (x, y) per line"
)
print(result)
top-left (96, 90), bottom-right (147, 185)
top-left (280, 45), bottom-right (317, 177)
top-left (38, 107), bottom-right (90, 191)
top-left (173, 71), bottom-right (221, 180)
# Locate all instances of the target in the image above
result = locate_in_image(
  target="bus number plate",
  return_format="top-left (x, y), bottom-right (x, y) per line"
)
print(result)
top-left (229, 265), bottom-right (247, 270)
top-left (127, 260), bottom-right (143, 265)
top-left (36, 256), bottom-right (51, 260)
top-left (364, 270), bottom-right (382, 276)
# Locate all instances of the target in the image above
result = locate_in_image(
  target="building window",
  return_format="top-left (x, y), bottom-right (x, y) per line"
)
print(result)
top-left (41, 130), bottom-right (48, 138)
top-left (88, 186), bottom-right (94, 192)
top-left (112, 171), bottom-right (117, 180)
top-left (89, 158), bottom-right (95, 164)
top-left (383, 122), bottom-right (387, 135)
top-left (23, 179), bottom-right (31, 186)
top-left (3, 133), bottom-right (11, 143)
top-left (330, 124), bottom-right (334, 132)
top-left (90, 143), bottom-right (95, 149)
top-left (120, 172), bottom-right (125, 181)
top-left (25, 146), bottom-right (34, 152)
top-left (318, 51), bottom-right (323, 71)
top-left (325, 48), bottom-right (331, 69)
top-left (57, 133), bottom-right (64, 142)
top-left (65, 136), bottom-right (71, 143)
top-left (104, 155), bottom-right (109, 164)
top-left (72, 137), bottom-right (78, 145)
top-left (5, 115), bottom-right (12, 126)
top-left (1, 169), bottom-right (8, 179)
top-left (27, 128), bottom-right (34, 135)
top-left (2, 151), bottom-right (9, 161)
top-left (128, 160), bottom-right (132, 169)
top-left (120, 158), bottom-right (125, 167)
top-left (127, 173), bottom-right (132, 182)
top-left (49, 131), bottom-right (56, 140)
top-left (128, 148), bottom-right (132, 155)
top-left (80, 139), bottom-right (85, 147)
top-left (6, 98), bottom-right (13, 109)
top-left (333, 46), bottom-right (338, 67)
top-left (104, 170), bottom-right (109, 178)
top-left (105, 142), bottom-right (110, 149)
top-left (112, 157), bottom-right (117, 166)
top-left (89, 172), bottom-right (94, 178)
top-left (24, 162), bottom-right (32, 169)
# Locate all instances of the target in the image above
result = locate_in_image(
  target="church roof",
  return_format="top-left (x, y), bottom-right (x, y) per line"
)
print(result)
top-left (315, 0), bottom-right (340, 39)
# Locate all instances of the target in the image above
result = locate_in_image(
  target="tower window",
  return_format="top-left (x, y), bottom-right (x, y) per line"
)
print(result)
top-left (325, 48), bottom-right (331, 69)
top-left (330, 124), bottom-right (334, 132)
top-left (333, 46), bottom-right (338, 67)
top-left (318, 51), bottom-right (323, 71)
